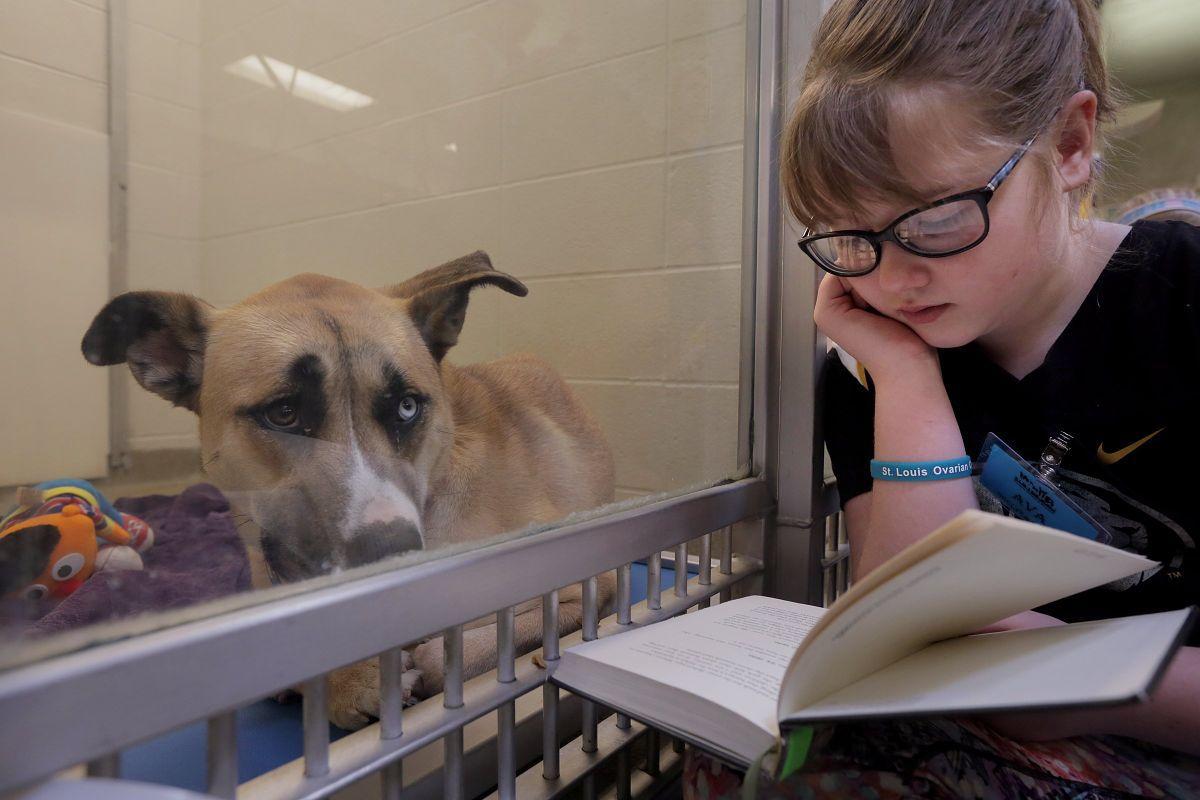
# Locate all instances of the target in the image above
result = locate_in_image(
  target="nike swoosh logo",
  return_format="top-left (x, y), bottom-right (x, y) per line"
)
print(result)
top-left (1096, 428), bottom-right (1165, 465)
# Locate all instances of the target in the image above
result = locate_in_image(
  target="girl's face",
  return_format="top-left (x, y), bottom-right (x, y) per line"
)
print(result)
top-left (836, 112), bottom-right (1068, 351)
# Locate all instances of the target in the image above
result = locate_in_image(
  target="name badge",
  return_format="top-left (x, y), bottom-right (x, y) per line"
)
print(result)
top-left (977, 433), bottom-right (1111, 544)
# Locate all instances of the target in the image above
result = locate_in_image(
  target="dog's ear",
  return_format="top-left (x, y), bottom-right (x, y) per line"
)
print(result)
top-left (81, 291), bottom-right (213, 412)
top-left (383, 251), bottom-right (527, 362)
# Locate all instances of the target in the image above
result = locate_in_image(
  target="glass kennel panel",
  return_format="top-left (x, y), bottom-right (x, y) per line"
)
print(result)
top-left (0, 1), bottom-right (750, 666)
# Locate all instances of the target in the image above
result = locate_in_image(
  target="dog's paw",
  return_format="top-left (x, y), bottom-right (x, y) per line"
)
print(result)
top-left (411, 640), bottom-right (445, 697)
top-left (327, 659), bottom-right (382, 731)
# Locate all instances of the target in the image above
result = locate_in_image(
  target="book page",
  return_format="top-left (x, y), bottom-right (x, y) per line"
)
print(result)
top-left (786, 608), bottom-right (1192, 724)
top-left (779, 511), bottom-right (1157, 716)
top-left (561, 596), bottom-right (824, 736)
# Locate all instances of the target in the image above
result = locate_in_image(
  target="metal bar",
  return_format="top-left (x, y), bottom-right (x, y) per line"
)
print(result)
top-left (105, 0), bottom-right (131, 470)
top-left (647, 552), bottom-right (662, 611)
top-left (617, 708), bottom-right (633, 798)
top-left (542, 590), bottom-right (560, 662)
top-left (86, 754), bottom-right (119, 779)
top-left (496, 701), bottom-right (516, 800)
top-left (542, 589), bottom-right (560, 781)
top-left (497, 607), bottom-right (516, 684)
top-left (581, 702), bottom-right (597, 753)
top-left (674, 544), bottom-right (688, 598)
top-left (443, 625), bottom-right (464, 800)
top-left (496, 607), bottom-right (516, 800)
top-left (379, 647), bottom-right (405, 799)
top-left (698, 532), bottom-right (713, 608)
top-left (645, 729), bottom-right (661, 776)
top-left (616, 747), bottom-right (632, 800)
top-left (739, 0), bottom-right (763, 474)
top-left (206, 711), bottom-right (238, 799)
top-left (380, 646), bottom-right (405, 740)
top-left (581, 576), bottom-right (599, 755)
top-left (720, 526), bottom-right (734, 602)
top-left (542, 683), bottom-right (560, 781)
top-left (616, 563), bottom-right (632, 625)
top-left (381, 761), bottom-right (403, 800)
top-left (443, 728), bottom-right (464, 800)
top-left (302, 677), bottom-right (330, 778)
top-left (583, 577), bottom-right (598, 641)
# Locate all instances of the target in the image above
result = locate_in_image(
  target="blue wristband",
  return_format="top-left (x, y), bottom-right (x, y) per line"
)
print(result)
top-left (870, 457), bottom-right (973, 481)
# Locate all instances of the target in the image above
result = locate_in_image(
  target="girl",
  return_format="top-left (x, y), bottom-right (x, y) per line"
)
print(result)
top-left (688, 0), bottom-right (1200, 796)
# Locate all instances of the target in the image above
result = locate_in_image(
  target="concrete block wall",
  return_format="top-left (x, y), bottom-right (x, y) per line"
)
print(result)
top-left (198, 0), bottom-right (747, 501)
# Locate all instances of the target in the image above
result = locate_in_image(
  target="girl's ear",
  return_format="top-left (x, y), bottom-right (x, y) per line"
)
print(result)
top-left (1055, 90), bottom-right (1098, 193)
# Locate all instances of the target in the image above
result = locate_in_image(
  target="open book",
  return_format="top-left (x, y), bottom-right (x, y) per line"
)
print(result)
top-left (551, 511), bottom-right (1194, 766)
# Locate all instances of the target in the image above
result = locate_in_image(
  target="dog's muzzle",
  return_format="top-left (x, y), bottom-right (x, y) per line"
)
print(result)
top-left (344, 519), bottom-right (424, 568)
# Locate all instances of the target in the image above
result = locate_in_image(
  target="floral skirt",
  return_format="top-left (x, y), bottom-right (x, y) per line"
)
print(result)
top-left (683, 719), bottom-right (1200, 799)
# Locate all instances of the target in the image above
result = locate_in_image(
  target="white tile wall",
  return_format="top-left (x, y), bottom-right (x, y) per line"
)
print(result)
top-left (495, 162), bottom-right (666, 277)
top-left (129, 23), bottom-right (201, 108)
top-left (0, 0), bottom-right (107, 82)
top-left (669, 0), bottom-right (745, 41)
top-left (129, 0), bottom-right (201, 44)
top-left (499, 0), bottom-right (667, 87)
top-left (0, 53), bottom-right (107, 133)
top-left (501, 48), bottom-right (668, 182)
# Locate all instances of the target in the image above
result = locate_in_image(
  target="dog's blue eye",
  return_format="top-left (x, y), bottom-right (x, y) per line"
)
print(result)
top-left (398, 395), bottom-right (420, 422)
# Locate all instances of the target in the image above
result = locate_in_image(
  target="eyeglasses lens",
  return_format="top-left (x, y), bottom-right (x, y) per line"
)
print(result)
top-left (895, 198), bottom-right (985, 255)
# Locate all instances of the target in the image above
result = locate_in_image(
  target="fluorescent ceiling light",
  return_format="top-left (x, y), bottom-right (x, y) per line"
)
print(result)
top-left (226, 55), bottom-right (374, 112)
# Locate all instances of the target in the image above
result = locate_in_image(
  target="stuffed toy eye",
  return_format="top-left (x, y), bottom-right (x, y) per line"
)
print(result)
top-left (51, 553), bottom-right (86, 581)
top-left (23, 584), bottom-right (48, 601)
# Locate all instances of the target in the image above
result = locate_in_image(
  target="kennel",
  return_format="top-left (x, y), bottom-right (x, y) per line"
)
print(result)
top-left (0, 1), bottom-right (849, 798)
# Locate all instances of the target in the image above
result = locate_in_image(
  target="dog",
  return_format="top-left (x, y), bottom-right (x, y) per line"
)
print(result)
top-left (81, 251), bottom-right (616, 728)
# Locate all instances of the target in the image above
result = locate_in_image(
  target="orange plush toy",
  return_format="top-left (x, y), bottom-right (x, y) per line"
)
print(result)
top-left (0, 479), bottom-right (153, 603)
top-left (0, 505), bottom-right (105, 601)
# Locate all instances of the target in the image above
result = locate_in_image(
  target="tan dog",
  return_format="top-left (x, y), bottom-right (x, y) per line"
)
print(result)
top-left (81, 252), bottom-right (616, 728)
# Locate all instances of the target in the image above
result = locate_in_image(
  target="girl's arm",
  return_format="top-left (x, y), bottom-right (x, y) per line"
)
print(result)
top-left (985, 635), bottom-right (1200, 755)
top-left (815, 275), bottom-right (978, 580)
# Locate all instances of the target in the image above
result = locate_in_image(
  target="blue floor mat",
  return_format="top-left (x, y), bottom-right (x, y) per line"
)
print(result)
top-left (122, 561), bottom-right (694, 790)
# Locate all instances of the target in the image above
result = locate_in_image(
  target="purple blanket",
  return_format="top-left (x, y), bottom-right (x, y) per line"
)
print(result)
top-left (31, 484), bottom-right (251, 635)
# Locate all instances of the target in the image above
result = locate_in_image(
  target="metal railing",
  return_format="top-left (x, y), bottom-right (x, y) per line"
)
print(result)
top-left (0, 478), bottom-right (773, 798)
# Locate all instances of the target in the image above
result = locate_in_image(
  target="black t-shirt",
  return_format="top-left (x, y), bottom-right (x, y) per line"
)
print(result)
top-left (824, 220), bottom-right (1200, 636)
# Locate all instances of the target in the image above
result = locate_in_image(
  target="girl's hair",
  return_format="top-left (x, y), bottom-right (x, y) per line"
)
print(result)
top-left (781, 0), bottom-right (1116, 229)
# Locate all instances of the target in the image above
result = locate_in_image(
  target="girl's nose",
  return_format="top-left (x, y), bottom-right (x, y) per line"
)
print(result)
top-left (875, 243), bottom-right (932, 295)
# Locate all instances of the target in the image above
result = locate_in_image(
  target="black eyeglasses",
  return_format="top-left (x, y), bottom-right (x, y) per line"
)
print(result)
top-left (798, 136), bottom-right (1036, 277)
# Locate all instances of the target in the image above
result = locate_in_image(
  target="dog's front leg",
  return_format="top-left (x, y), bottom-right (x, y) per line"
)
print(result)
top-left (320, 650), bottom-right (421, 731)
top-left (411, 571), bottom-right (616, 697)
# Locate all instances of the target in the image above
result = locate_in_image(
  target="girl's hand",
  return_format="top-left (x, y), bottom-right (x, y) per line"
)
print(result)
top-left (813, 274), bottom-right (934, 382)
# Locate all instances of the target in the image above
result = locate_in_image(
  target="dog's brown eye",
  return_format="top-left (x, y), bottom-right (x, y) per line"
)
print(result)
top-left (398, 395), bottom-right (420, 422)
top-left (264, 401), bottom-right (299, 429)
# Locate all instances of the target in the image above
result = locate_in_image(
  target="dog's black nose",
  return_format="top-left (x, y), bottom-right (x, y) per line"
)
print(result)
top-left (345, 519), bottom-right (424, 568)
